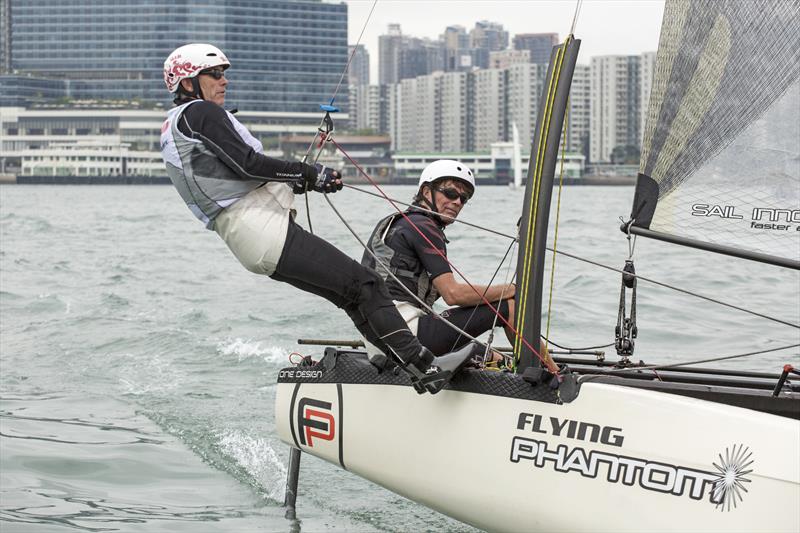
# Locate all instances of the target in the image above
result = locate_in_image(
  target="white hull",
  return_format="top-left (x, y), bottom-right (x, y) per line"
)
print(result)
top-left (276, 379), bottom-right (800, 532)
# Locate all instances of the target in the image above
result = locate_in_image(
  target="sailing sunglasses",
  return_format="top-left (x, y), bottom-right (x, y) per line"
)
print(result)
top-left (199, 68), bottom-right (226, 80)
top-left (433, 186), bottom-right (471, 204)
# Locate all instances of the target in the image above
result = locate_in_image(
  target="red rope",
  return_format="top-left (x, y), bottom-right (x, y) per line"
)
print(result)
top-left (330, 138), bottom-right (558, 374)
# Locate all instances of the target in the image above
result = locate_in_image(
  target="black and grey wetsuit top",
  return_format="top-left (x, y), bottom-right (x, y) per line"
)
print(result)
top-left (159, 99), bottom-right (308, 229)
top-left (362, 209), bottom-right (450, 308)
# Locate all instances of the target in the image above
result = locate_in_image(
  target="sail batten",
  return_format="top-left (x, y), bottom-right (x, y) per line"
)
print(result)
top-left (632, 0), bottom-right (800, 267)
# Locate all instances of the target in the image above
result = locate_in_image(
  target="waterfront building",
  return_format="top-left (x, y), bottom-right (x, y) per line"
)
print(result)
top-left (392, 147), bottom-right (584, 185)
top-left (590, 55), bottom-right (642, 163)
top-left (512, 33), bottom-right (559, 64)
top-left (1, 0), bottom-right (348, 113)
top-left (0, 105), bottom-right (330, 178)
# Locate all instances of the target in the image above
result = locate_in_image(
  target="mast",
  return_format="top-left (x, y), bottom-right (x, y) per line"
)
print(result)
top-left (514, 37), bottom-right (581, 372)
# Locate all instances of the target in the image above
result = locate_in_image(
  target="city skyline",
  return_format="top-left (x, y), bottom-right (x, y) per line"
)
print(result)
top-left (341, 0), bottom-right (665, 79)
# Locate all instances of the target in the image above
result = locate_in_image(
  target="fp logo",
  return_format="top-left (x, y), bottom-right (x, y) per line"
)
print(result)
top-left (297, 398), bottom-right (336, 447)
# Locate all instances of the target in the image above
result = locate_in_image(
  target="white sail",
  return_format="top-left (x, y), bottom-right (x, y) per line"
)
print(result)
top-left (631, 0), bottom-right (800, 268)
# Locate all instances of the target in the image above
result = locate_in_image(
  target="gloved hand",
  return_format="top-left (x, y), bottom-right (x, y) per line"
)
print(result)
top-left (311, 163), bottom-right (343, 194)
top-left (294, 163), bottom-right (343, 194)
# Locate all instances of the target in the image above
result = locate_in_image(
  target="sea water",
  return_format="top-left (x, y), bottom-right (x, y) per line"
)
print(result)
top-left (1, 185), bottom-right (798, 532)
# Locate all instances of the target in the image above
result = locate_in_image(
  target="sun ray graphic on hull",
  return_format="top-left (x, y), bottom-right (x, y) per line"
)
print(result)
top-left (711, 444), bottom-right (754, 511)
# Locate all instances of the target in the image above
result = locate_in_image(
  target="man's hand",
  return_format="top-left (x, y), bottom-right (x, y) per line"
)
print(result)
top-left (295, 163), bottom-right (343, 194)
top-left (312, 164), bottom-right (343, 193)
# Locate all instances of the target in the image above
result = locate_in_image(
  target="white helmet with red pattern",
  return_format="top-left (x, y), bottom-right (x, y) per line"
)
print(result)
top-left (163, 43), bottom-right (230, 94)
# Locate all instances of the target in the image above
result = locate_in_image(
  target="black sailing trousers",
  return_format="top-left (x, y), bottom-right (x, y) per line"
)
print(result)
top-left (271, 218), bottom-right (423, 366)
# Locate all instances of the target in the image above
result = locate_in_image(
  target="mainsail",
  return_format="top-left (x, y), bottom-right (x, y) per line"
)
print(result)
top-left (630, 0), bottom-right (800, 269)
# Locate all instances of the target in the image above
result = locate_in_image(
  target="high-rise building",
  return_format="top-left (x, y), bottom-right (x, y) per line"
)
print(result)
top-left (439, 72), bottom-right (469, 152)
top-left (1, 0), bottom-right (348, 112)
top-left (639, 51), bottom-right (657, 146)
top-left (513, 33), bottom-right (559, 64)
top-left (350, 84), bottom-right (391, 134)
top-left (567, 64), bottom-right (591, 159)
top-left (441, 25), bottom-right (471, 72)
top-left (1, 0), bottom-right (10, 74)
top-left (394, 70), bottom-right (469, 153)
top-left (378, 24), bottom-right (404, 85)
top-left (506, 62), bottom-right (547, 151)
top-left (469, 21), bottom-right (508, 70)
top-left (399, 38), bottom-right (444, 81)
top-left (473, 68), bottom-right (505, 151)
top-left (348, 44), bottom-right (370, 86)
top-left (590, 55), bottom-right (642, 163)
top-left (489, 49), bottom-right (530, 70)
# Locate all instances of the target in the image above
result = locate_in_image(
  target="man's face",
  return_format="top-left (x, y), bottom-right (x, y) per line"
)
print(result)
top-left (422, 178), bottom-right (471, 225)
top-left (183, 67), bottom-right (228, 106)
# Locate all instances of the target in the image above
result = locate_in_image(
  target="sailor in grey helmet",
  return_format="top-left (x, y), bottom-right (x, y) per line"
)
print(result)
top-left (363, 160), bottom-right (536, 363)
top-left (159, 44), bottom-right (477, 394)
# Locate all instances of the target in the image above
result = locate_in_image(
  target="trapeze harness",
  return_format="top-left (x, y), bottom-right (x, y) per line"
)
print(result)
top-left (361, 211), bottom-right (441, 309)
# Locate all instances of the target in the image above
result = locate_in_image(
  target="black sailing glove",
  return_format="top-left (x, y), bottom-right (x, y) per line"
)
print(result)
top-left (293, 163), bottom-right (342, 195)
top-left (312, 163), bottom-right (343, 194)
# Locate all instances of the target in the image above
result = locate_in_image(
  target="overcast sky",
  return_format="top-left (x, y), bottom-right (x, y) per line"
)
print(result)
top-left (339, 0), bottom-right (666, 79)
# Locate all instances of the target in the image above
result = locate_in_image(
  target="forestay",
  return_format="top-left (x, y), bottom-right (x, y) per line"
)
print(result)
top-left (630, 0), bottom-right (800, 269)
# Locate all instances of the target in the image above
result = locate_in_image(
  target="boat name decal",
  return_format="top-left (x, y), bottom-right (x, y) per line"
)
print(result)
top-left (297, 397), bottom-right (336, 447)
top-left (517, 412), bottom-right (624, 447)
top-left (510, 437), bottom-right (754, 509)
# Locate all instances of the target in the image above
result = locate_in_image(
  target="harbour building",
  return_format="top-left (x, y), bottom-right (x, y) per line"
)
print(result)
top-left (1, 0), bottom-right (349, 181)
top-left (0, 0), bottom-right (349, 113)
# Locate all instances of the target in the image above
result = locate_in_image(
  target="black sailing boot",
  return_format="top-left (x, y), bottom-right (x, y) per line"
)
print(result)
top-left (404, 342), bottom-right (483, 395)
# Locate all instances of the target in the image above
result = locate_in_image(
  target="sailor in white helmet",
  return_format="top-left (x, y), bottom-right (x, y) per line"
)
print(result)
top-left (159, 44), bottom-right (478, 394)
top-left (363, 160), bottom-right (543, 365)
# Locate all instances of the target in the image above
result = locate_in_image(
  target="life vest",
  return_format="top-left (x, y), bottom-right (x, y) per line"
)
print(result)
top-left (159, 100), bottom-right (271, 229)
top-left (361, 212), bottom-right (440, 309)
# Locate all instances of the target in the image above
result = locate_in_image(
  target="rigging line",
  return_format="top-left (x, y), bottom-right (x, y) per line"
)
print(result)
top-left (329, 0), bottom-right (378, 104)
top-left (330, 138), bottom-right (557, 373)
top-left (342, 184), bottom-right (517, 240)
top-left (344, 182), bottom-right (798, 330)
top-left (321, 192), bottom-right (493, 354)
top-left (447, 237), bottom-right (517, 354)
top-left (569, 0), bottom-right (583, 36)
top-left (577, 343), bottom-right (800, 382)
top-left (544, 95), bottom-right (570, 362)
top-left (542, 337), bottom-right (614, 351)
top-left (302, 0), bottom-right (377, 232)
top-left (552, 247), bottom-right (800, 330)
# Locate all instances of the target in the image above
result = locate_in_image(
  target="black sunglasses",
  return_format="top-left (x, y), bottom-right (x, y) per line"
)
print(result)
top-left (200, 68), bottom-right (226, 80)
top-left (433, 186), bottom-right (470, 204)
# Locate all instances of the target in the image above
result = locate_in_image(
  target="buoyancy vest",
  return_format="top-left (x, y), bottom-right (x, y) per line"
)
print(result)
top-left (361, 212), bottom-right (440, 309)
top-left (159, 100), bottom-right (266, 229)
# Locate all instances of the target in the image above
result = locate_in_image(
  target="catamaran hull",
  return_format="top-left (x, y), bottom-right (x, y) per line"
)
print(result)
top-left (276, 357), bottom-right (799, 532)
